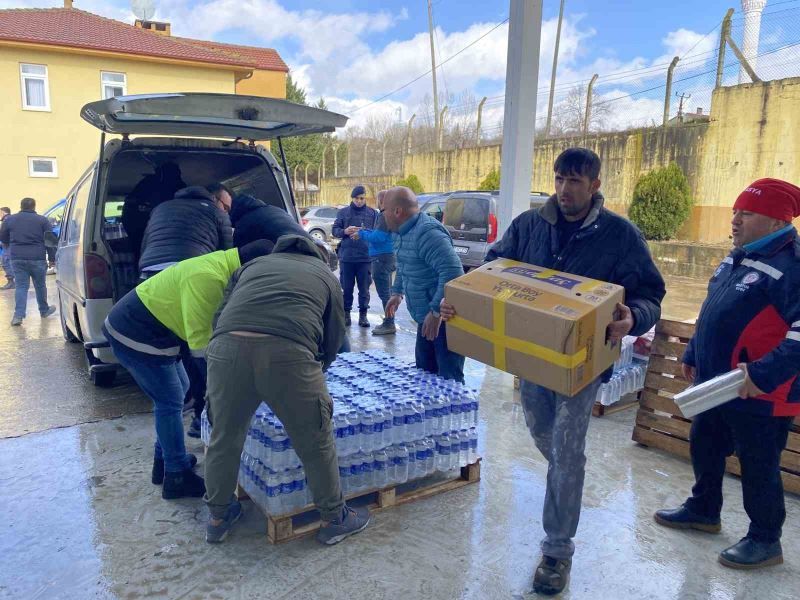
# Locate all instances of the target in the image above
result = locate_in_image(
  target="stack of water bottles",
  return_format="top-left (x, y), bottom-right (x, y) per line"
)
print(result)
top-left (200, 350), bottom-right (479, 516)
top-left (595, 336), bottom-right (648, 406)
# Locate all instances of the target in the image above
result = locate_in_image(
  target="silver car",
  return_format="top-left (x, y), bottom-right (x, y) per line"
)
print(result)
top-left (301, 205), bottom-right (341, 242)
top-left (56, 93), bottom-right (347, 386)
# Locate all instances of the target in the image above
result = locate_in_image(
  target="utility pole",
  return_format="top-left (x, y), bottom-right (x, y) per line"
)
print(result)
top-left (545, 0), bottom-right (565, 137)
top-left (428, 0), bottom-right (441, 149)
top-left (676, 92), bottom-right (691, 123)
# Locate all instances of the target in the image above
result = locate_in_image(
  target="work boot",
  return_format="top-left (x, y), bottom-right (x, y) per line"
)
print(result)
top-left (372, 318), bottom-right (396, 336)
top-left (40, 306), bottom-right (56, 318)
top-left (719, 537), bottom-right (783, 570)
top-left (152, 453), bottom-right (198, 485)
top-left (162, 467), bottom-right (205, 499)
top-left (206, 499), bottom-right (243, 544)
top-left (316, 505), bottom-right (370, 545)
top-left (345, 313), bottom-right (352, 326)
top-left (654, 504), bottom-right (721, 533)
top-left (0, 280), bottom-right (13, 290)
top-left (532, 556), bottom-right (572, 596)
top-left (10, 316), bottom-right (22, 326)
top-left (358, 311), bottom-right (370, 328)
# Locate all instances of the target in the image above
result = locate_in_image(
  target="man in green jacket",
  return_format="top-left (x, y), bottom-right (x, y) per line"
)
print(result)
top-left (103, 240), bottom-right (273, 500)
top-left (384, 187), bottom-right (466, 381)
top-left (203, 234), bottom-right (370, 545)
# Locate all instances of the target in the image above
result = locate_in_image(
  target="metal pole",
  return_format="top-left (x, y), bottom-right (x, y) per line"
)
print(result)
top-left (726, 33), bottom-right (762, 83)
top-left (333, 143), bottom-right (339, 177)
top-left (663, 56), bottom-right (680, 127)
top-left (406, 113), bottom-right (416, 155)
top-left (428, 0), bottom-right (441, 150)
top-left (321, 145), bottom-right (328, 178)
top-left (382, 138), bottom-right (389, 173)
top-left (293, 164), bottom-right (301, 195)
top-left (476, 96), bottom-right (487, 146)
top-left (438, 106), bottom-right (449, 150)
top-left (364, 141), bottom-right (371, 175)
top-left (277, 137), bottom-right (296, 208)
top-left (545, 0), bottom-right (566, 137)
top-left (716, 8), bottom-right (735, 89)
top-left (317, 164), bottom-right (322, 205)
top-left (583, 73), bottom-right (598, 138)
top-left (347, 145), bottom-right (351, 175)
top-left (304, 164), bottom-right (309, 205)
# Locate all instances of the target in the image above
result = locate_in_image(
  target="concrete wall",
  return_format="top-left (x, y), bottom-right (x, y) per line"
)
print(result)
top-left (1, 46), bottom-right (236, 207)
top-left (319, 175), bottom-right (399, 207)
top-left (396, 78), bottom-right (800, 243)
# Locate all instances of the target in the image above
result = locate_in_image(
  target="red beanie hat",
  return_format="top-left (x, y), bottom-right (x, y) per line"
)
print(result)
top-left (733, 178), bottom-right (800, 222)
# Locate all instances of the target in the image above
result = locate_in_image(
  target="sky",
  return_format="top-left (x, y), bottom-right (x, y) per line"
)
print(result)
top-left (3, 0), bottom-right (800, 134)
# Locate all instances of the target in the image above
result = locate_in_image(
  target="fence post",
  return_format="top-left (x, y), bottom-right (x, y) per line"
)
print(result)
top-left (317, 164), bottom-right (322, 205)
top-left (476, 97), bottom-right (487, 147)
top-left (382, 138), bottom-right (389, 173)
top-left (663, 56), bottom-right (680, 127)
top-left (347, 145), bottom-right (351, 176)
top-left (333, 143), bottom-right (339, 177)
top-left (406, 113), bottom-right (416, 155)
top-left (716, 8), bottom-right (735, 89)
top-left (304, 164), bottom-right (309, 205)
top-left (438, 105), bottom-right (449, 150)
top-left (321, 145), bottom-right (328, 179)
top-left (364, 141), bottom-right (371, 175)
top-left (583, 74), bottom-right (598, 140)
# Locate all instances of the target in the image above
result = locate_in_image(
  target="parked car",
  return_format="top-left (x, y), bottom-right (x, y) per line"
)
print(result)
top-left (56, 93), bottom-right (347, 386)
top-left (301, 205), bottom-right (341, 242)
top-left (44, 198), bottom-right (67, 236)
top-left (419, 192), bottom-right (451, 223)
top-left (443, 190), bottom-right (550, 271)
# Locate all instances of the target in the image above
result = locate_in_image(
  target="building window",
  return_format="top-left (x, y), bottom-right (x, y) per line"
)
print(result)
top-left (20, 63), bottom-right (50, 111)
top-left (101, 71), bottom-right (127, 99)
top-left (28, 157), bottom-right (58, 178)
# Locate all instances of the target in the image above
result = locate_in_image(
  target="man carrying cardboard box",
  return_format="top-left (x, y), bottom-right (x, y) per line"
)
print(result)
top-left (441, 148), bottom-right (665, 595)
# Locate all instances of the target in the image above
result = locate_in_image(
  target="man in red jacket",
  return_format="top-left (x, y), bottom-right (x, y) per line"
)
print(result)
top-left (656, 178), bottom-right (800, 570)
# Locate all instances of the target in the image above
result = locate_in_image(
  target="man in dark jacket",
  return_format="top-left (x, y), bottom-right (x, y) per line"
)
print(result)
top-left (203, 234), bottom-right (369, 545)
top-left (656, 178), bottom-right (800, 570)
top-left (332, 185), bottom-right (378, 327)
top-left (229, 193), bottom-right (309, 248)
top-left (0, 207), bottom-right (13, 290)
top-left (0, 198), bottom-right (57, 326)
top-left (138, 185), bottom-right (233, 277)
top-left (441, 148), bottom-right (666, 595)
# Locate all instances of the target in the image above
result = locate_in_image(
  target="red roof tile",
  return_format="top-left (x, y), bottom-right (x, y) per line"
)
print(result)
top-left (0, 8), bottom-right (286, 72)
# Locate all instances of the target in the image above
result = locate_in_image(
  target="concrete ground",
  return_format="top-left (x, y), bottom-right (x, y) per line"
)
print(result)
top-left (1, 274), bottom-right (798, 600)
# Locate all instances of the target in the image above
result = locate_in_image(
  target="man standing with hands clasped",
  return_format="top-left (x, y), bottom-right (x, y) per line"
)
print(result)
top-left (440, 148), bottom-right (665, 595)
top-left (655, 178), bottom-right (800, 571)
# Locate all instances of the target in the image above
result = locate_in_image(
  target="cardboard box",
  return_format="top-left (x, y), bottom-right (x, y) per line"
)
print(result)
top-left (444, 258), bottom-right (624, 396)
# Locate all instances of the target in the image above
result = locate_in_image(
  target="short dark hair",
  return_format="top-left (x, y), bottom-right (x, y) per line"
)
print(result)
top-left (207, 182), bottom-right (232, 198)
top-left (554, 148), bottom-right (601, 181)
top-left (0, 207), bottom-right (10, 214)
top-left (20, 197), bottom-right (35, 211)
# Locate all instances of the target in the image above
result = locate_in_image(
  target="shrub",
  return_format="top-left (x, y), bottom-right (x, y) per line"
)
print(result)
top-left (478, 167), bottom-right (500, 191)
top-left (396, 174), bottom-right (424, 194)
top-left (628, 163), bottom-right (693, 240)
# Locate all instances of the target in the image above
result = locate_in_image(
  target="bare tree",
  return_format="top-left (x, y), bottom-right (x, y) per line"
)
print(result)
top-left (549, 84), bottom-right (612, 136)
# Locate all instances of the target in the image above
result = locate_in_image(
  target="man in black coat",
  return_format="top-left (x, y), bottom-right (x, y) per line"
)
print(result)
top-left (229, 193), bottom-right (309, 248)
top-left (138, 185), bottom-right (233, 278)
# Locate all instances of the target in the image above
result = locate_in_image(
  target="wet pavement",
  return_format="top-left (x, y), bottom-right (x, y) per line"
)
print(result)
top-left (1, 274), bottom-right (798, 599)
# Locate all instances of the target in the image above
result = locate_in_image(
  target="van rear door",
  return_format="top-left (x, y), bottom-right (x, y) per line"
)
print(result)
top-left (81, 93), bottom-right (347, 139)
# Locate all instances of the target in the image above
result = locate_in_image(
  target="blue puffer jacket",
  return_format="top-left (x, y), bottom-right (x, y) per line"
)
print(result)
top-left (391, 212), bottom-right (465, 323)
top-left (358, 212), bottom-right (394, 257)
top-left (332, 203), bottom-right (378, 262)
top-left (487, 193), bottom-right (665, 339)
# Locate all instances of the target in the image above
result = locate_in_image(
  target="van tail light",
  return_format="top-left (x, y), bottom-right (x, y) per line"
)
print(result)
top-left (85, 253), bottom-right (113, 299)
top-left (302, 218), bottom-right (309, 226)
top-left (487, 213), bottom-right (498, 243)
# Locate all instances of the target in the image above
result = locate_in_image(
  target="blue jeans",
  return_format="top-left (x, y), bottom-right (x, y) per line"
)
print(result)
top-left (520, 377), bottom-right (603, 559)
top-left (11, 259), bottom-right (48, 319)
top-left (340, 261), bottom-right (371, 312)
top-left (685, 404), bottom-right (793, 543)
top-left (106, 333), bottom-right (192, 473)
top-left (2, 252), bottom-right (12, 281)
top-left (371, 254), bottom-right (396, 313)
top-left (415, 322), bottom-right (465, 383)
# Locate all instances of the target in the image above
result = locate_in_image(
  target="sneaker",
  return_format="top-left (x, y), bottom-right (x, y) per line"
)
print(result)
top-left (532, 556), bottom-right (572, 596)
top-left (46, 266), bottom-right (56, 275)
top-left (10, 316), bottom-right (22, 326)
top-left (344, 313), bottom-right (352, 326)
top-left (372, 319), bottom-right (396, 336)
top-left (358, 312), bottom-right (370, 328)
top-left (40, 306), bottom-right (56, 318)
top-left (162, 466), bottom-right (205, 499)
top-left (152, 453), bottom-right (198, 485)
top-left (316, 505), bottom-right (370, 545)
top-left (206, 500), bottom-right (243, 544)
top-left (187, 416), bottom-right (201, 439)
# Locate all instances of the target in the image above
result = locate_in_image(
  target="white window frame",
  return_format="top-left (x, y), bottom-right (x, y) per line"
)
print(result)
top-left (20, 63), bottom-right (51, 111)
top-left (28, 157), bottom-right (58, 178)
top-left (101, 71), bottom-right (127, 99)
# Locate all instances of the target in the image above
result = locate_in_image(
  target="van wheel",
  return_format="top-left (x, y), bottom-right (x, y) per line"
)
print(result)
top-left (91, 370), bottom-right (116, 388)
top-left (59, 294), bottom-right (80, 343)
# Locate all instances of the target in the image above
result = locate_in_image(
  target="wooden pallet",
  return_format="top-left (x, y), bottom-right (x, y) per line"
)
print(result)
top-left (256, 460), bottom-right (481, 544)
top-left (592, 392), bottom-right (640, 417)
top-left (631, 319), bottom-right (800, 495)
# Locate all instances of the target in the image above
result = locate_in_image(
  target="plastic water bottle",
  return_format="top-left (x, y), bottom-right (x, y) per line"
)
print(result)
top-left (338, 455), bottom-right (352, 495)
top-left (392, 403), bottom-right (406, 444)
top-left (272, 425), bottom-right (288, 470)
top-left (406, 443), bottom-right (418, 480)
top-left (450, 393), bottom-right (463, 430)
top-left (440, 393), bottom-right (452, 433)
top-left (424, 437), bottom-right (436, 476)
top-left (402, 402), bottom-right (415, 442)
top-left (361, 452), bottom-right (374, 491)
top-left (414, 440), bottom-right (428, 478)
top-left (361, 409), bottom-right (375, 452)
top-left (435, 434), bottom-right (450, 471)
top-left (380, 404), bottom-right (393, 448)
top-left (265, 470), bottom-right (281, 514)
top-left (373, 449), bottom-right (389, 488)
top-left (458, 429), bottom-right (470, 467)
top-left (350, 451), bottom-right (365, 491)
top-left (423, 395), bottom-right (436, 436)
top-left (394, 444), bottom-right (409, 484)
top-left (347, 410), bottom-right (358, 454)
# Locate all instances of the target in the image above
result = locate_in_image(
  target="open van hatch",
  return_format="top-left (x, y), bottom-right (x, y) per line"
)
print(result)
top-left (81, 93), bottom-right (348, 140)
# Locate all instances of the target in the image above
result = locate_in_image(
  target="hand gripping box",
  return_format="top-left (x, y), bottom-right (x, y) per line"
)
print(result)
top-left (444, 259), bottom-right (624, 396)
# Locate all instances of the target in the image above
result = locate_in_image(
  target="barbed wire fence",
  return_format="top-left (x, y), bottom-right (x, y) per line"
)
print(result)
top-left (300, 3), bottom-right (800, 202)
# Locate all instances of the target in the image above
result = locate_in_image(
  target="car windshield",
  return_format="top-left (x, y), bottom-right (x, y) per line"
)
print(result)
top-left (444, 196), bottom-right (489, 232)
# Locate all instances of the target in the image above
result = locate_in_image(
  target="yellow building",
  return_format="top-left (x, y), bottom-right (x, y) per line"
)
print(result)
top-left (0, 2), bottom-right (287, 206)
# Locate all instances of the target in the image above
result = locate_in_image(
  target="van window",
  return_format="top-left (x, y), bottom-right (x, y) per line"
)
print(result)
top-left (444, 196), bottom-right (489, 232)
top-left (318, 207), bottom-right (339, 219)
top-left (422, 201), bottom-right (445, 222)
top-left (65, 176), bottom-right (92, 245)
